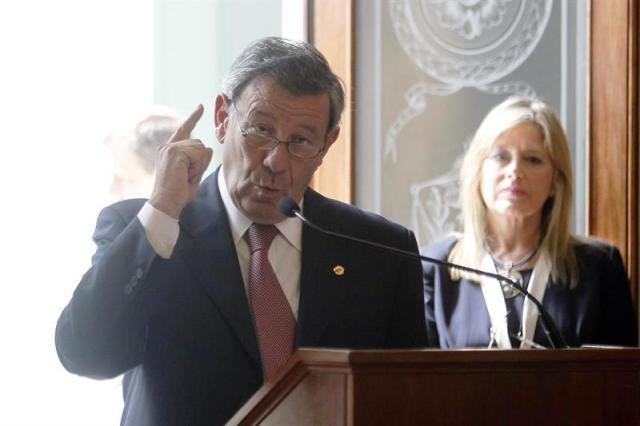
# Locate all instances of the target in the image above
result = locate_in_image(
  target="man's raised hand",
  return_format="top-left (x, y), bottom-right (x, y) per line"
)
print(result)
top-left (150, 104), bottom-right (214, 219)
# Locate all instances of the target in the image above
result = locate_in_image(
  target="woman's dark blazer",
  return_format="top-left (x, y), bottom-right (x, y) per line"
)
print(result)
top-left (422, 236), bottom-right (638, 348)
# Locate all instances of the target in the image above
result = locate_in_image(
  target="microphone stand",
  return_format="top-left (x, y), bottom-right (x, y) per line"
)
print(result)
top-left (288, 205), bottom-right (568, 349)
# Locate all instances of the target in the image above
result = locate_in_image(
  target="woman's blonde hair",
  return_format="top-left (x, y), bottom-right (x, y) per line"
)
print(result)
top-left (450, 96), bottom-right (579, 288)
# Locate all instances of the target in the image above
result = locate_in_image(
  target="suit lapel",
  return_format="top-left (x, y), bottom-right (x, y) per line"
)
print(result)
top-left (174, 169), bottom-right (260, 365)
top-left (296, 189), bottom-right (350, 346)
top-left (174, 179), bottom-right (350, 354)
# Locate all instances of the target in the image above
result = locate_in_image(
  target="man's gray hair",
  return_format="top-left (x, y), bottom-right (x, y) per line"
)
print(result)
top-left (221, 36), bottom-right (345, 132)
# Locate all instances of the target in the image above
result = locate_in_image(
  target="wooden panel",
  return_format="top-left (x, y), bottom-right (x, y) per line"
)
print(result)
top-left (229, 348), bottom-right (640, 425)
top-left (308, 0), bottom-right (354, 203)
top-left (231, 350), bottom-right (353, 425)
top-left (589, 0), bottom-right (638, 304)
top-left (262, 372), bottom-right (346, 425)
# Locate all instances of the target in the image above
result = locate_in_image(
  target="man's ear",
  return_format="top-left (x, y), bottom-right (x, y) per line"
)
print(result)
top-left (214, 94), bottom-right (231, 143)
top-left (314, 127), bottom-right (341, 167)
top-left (323, 126), bottom-right (341, 154)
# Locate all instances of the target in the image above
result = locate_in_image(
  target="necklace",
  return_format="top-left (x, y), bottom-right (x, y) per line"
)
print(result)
top-left (485, 242), bottom-right (539, 299)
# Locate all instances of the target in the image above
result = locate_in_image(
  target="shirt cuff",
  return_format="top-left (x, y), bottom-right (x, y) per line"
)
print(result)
top-left (137, 201), bottom-right (179, 259)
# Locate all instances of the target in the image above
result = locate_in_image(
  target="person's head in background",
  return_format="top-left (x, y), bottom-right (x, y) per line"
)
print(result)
top-left (105, 110), bottom-right (181, 201)
top-left (451, 96), bottom-right (578, 287)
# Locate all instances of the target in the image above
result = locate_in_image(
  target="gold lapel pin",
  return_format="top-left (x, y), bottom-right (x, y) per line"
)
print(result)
top-left (333, 265), bottom-right (345, 276)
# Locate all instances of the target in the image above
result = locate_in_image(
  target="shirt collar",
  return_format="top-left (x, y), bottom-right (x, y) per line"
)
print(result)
top-left (218, 167), bottom-right (303, 251)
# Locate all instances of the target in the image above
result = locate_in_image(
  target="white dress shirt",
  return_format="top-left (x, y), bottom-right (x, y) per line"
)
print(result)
top-left (137, 169), bottom-right (302, 318)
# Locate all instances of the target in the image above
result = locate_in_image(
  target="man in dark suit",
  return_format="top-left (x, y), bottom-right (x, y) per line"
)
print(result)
top-left (55, 37), bottom-right (427, 425)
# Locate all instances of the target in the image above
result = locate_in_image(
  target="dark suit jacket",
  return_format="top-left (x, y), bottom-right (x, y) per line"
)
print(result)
top-left (422, 236), bottom-right (637, 349)
top-left (55, 169), bottom-right (427, 425)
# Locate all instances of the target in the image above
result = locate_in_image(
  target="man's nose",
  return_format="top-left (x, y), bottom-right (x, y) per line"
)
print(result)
top-left (263, 142), bottom-right (289, 174)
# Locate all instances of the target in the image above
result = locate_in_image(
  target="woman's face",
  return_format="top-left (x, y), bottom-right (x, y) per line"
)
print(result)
top-left (480, 122), bottom-right (555, 224)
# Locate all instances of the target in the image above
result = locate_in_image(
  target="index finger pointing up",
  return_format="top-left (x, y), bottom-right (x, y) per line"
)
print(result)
top-left (169, 104), bottom-right (204, 143)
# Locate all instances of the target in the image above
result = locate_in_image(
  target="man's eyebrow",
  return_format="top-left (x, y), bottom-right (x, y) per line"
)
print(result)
top-left (250, 110), bottom-right (276, 121)
top-left (250, 110), bottom-right (321, 135)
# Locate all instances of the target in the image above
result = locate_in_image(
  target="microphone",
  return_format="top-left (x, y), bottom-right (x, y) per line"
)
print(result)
top-left (278, 196), bottom-right (568, 349)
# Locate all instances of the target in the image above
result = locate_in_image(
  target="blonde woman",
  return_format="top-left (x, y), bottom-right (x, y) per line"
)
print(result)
top-left (422, 97), bottom-right (637, 348)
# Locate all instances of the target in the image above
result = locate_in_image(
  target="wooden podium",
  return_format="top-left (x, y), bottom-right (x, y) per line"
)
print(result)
top-left (228, 348), bottom-right (640, 426)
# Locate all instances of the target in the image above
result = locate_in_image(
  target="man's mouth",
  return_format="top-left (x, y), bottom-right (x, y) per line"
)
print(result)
top-left (254, 183), bottom-right (283, 198)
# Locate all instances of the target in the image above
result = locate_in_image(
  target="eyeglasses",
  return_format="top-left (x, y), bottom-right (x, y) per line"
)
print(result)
top-left (232, 107), bottom-right (325, 159)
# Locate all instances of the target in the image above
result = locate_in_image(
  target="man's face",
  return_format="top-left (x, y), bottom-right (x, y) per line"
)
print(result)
top-left (215, 76), bottom-right (339, 224)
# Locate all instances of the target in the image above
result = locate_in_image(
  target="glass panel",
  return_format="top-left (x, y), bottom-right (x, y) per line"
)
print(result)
top-left (357, 0), bottom-right (586, 247)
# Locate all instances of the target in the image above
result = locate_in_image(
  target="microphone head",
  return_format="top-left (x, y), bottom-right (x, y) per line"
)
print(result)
top-left (278, 196), bottom-right (300, 217)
